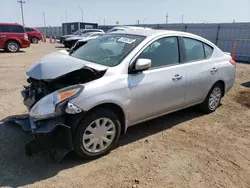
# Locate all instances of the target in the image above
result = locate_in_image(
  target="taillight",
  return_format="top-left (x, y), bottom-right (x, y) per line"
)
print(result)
top-left (229, 60), bottom-right (236, 67)
top-left (24, 33), bottom-right (28, 40)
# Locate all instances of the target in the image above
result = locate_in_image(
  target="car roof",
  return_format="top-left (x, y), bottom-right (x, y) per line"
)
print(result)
top-left (112, 29), bottom-right (203, 38)
top-left (111, 26), bottom-right (152, 30)
top-left (87, 32), bottom-right (104, 34)
top-left (0, 23), bottom-right (23, 26)
top-left (80, 29), bottom-right (103, 31)
top-left (110, 29), bottom-right (216, 47)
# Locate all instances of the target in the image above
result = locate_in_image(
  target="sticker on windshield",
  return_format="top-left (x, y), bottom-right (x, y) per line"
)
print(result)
top-left (117, 37), bottom-right (136, 44)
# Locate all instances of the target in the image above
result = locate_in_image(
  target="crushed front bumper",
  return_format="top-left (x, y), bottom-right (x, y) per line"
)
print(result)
top-left (4, 115), bottom-right (74, 162)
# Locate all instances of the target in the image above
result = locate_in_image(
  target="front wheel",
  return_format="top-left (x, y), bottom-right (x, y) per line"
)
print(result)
top-left (200, 83), bottom-right (223, 113)
top-left (74, 108), bottom-right (121, 159)
top-left (31, 37), bottom-right (39, 44)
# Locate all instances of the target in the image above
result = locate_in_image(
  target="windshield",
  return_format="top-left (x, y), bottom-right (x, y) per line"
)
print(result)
top-left (73, 30), bottom-right (81, 35)
top-left (71, 34), bottom-right (145, 67)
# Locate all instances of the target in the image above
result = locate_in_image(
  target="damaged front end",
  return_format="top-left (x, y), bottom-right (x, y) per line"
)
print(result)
top-left (7, 52), bottom-right (107, 162)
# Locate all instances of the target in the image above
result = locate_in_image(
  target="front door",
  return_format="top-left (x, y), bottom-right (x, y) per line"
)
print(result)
top-left (128, 36), bottom-right (186, 123)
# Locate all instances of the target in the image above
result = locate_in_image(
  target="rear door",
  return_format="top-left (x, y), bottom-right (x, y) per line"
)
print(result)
top-left (9, 25), bottom-right (25, 41)
top-left (128, 36), bottom-right (186, 123)
top-left (181, 37), bottom-right (217, 105)
top-left (0, 25), bottom-right (9, 48)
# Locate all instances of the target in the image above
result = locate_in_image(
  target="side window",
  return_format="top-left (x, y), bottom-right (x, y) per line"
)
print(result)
top-left (204, 43), bottom-right (213, 58)
top-left (9, 26), bottom-right (25, 33)
top-left (138, 37), bottom-right (179, 68)
top-left (24, 27), bottom-right (30, 32)
top-left (26, 28), bottom-right (35, 32)
top-left (0, 25), bottom-right (9, 32)
top-left (183, 38), bottom-right (205, 62)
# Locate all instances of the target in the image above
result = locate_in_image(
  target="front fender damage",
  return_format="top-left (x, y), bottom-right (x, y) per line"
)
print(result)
top-left (3, 115), bottom-right (74, 163)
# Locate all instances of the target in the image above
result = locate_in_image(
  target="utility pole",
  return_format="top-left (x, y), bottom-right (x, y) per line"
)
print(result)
top-left (17, 0), bottom-right (25, 26)
top-left (166, 13), bottom-right (168, 24)
top-left (65, 11), bottom-right (68, 23)
top-left (42, 12), bottom-right (46, 36)
top-left (78, 6), bottom-right (83, 22)
top-left (103, 18), bottom-right (106, 25)
top-left (181, 14), bottom-right (184, 23)
top-left (42, 12), bottom-right (46, 28)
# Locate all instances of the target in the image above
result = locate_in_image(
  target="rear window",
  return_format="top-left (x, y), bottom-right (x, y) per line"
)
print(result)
top-left (0, 25), bottom-right (24, 33)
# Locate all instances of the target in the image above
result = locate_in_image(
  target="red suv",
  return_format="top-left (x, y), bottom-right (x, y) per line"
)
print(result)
top-left (24, 27), bottom-right (42, 43)
top-left (0, 23), bottom-right (30, 52)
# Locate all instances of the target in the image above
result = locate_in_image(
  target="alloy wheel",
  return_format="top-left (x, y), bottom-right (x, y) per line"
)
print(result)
top-left (208, 87), bottom-right (221, 110)
top-left (8, 42), bottom-right (18, 52)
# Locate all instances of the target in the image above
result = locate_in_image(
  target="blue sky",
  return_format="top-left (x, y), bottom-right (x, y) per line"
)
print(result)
top-left (0, 0), bottom-right (250, 27)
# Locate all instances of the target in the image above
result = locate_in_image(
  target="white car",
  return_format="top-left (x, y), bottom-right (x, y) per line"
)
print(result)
top-left (106, 26), bottom-right (153, 33)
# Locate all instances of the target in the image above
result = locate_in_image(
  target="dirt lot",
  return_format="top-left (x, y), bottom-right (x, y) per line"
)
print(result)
top-left (0, 43), bottom-right (249, 188)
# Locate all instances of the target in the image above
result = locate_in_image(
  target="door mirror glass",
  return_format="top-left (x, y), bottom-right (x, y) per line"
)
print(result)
top-left (134, 58), bottom-right (151, 72)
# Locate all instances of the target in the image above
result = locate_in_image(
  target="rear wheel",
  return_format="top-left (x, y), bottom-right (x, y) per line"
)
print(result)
top-left (31, 37), bottom-right (39, 44)
top-left (74, 108), bottom-right (121, 159)
top-left (5, 41), bottom-right (20, 52)
top-left (200, 83), bottom-right (223, 113)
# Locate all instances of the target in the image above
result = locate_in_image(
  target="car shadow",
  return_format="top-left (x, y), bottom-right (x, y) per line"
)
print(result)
top-left (0, 50), bottom-right (26, 53)
top-left (241, 81), bottom-right (250, 88)
top-left (55, 45), bottom-right (66, 49)
top-left (0, 106), bottom-right (204, 187)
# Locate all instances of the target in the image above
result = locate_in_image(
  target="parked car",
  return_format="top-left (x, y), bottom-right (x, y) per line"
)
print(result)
top-left (64, 31), bottom-right (104, 48)
top-left (24, 27), bottom-right (42, 43)
top-left (12, 30), bottom-right (236, 161)
top-left (60, 29), bottom-right (104, 44)
top-left (0, 23), bottom-right (30, 52)
top-left (106, 26), bottom-right (152, 33)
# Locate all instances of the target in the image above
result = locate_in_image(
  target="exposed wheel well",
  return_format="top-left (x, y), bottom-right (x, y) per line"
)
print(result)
top-left (5, 39), bottom-right (20, 47)
top-left (214, 80), bottom-right (225, 97)
top-left (85, 103), bottom-right (126, 135)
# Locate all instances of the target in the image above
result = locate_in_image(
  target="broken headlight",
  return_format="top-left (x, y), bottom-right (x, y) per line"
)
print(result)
top-left (29, 86), bottom-right (83, 120)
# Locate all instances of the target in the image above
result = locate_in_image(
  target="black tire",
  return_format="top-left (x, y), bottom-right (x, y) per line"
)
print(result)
top-left (31, 37), bottom-right (39, 44)
top-left (200, 83), bottom-right (223, 113)
top-left (5, 40), bottom-right (20, 52)
top-left (74, 108), bottom-right (121, 159)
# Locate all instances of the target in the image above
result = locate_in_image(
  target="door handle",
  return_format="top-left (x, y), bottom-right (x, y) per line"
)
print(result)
top-left (172, 74), bottom-right (183, 81)
top-left (211, 67), bottom-right (218, 73)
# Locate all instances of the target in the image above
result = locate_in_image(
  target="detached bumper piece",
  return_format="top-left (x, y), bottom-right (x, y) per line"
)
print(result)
top-left (4, 115), bottom-right (74, 163)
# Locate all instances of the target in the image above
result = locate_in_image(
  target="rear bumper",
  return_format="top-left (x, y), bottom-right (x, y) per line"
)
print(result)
top-left (21, 40), bottom-right (30, 48)
top-left (60, 37), bottom-right (65, 43)
top-left (64, 41), bottom-right (73, 48)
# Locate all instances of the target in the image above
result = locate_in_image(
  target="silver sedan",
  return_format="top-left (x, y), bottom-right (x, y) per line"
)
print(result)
top-left (17, 29), bottom-right (236, 160)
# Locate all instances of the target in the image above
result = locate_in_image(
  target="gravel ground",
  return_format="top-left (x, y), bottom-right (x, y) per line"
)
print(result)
top-left (0, 43), bottom-right (249, 188)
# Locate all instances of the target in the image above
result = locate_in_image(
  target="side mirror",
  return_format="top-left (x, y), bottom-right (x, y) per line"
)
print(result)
top-left (134, 58), bottom-right (151, 72)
